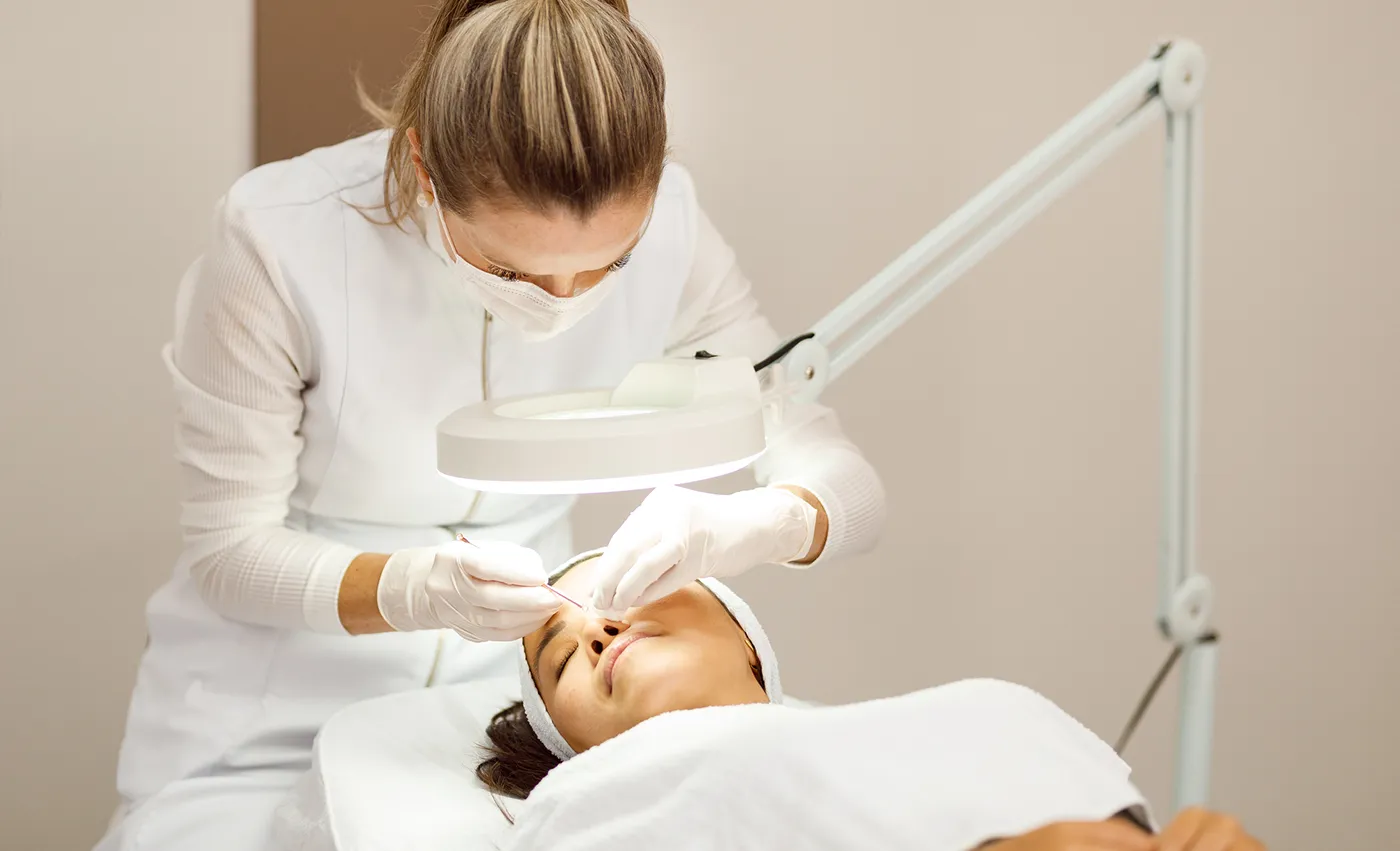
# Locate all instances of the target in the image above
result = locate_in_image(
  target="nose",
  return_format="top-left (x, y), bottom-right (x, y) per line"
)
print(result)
top-left (537, 269), bottom-right (606, 299)
top-left (538, 275), bottom-right (577, 298)
top-left (581, 618), bottom-right (627, 662)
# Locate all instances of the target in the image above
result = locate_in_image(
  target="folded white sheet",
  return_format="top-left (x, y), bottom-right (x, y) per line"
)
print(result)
top-left (270, 676), bottom-right (522, 851)
top-left (503, 679), bottom-right (1152, 851)
top-left (269, 680), bottom-right (818, 851)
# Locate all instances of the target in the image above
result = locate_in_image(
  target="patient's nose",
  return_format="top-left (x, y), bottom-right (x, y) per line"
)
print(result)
top-left (581, 618), bottom-right (627, 660)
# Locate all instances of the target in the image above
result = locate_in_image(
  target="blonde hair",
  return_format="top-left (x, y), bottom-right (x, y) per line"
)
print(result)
top-left (362, 0), bottom-right (667, 226)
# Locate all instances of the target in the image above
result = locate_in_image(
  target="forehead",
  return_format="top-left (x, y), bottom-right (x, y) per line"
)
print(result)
top-left (457, 194), bottom-right (653, 275)
top-left (552, 554), bottom-right (604, 596)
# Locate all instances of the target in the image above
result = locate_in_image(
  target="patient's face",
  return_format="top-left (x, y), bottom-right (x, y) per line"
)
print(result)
top-left (522, 556), bottom-right (768, 753)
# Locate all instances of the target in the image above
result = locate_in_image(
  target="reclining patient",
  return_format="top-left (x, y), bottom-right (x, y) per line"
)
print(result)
top-left (478, 551), bottom-right (1264, 851)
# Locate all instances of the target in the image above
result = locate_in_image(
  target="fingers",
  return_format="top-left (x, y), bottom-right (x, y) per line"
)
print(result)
top-left (451, 609), bottom-right (554, 643)
top-left (589, 544), bottom-right (638, 615)
top-left (450, 578), bottom-right (560, 619)
top-left (451, 539), bottom-right (548, 586)
top-left (610, 536), bottom-right (689, 611)
top-left (446, 540), bottom-right (559, 612)
top-left (1160, 808), bottom-right (1255, 851)
top-left (432, 588), bottom-right (558, 642)
top-left (1237, 836), bottom-right (1265, 851)
top-left (624, 561), bottom-right (695, 609)
top-left (589, 507), bottom-right (672, 612)
top-left (1159, 806), bottom-right (1207, 851)
top-left (428, 542), bottom-right (560, 636)
top-left (991, 820), bottom-right (1152, 851)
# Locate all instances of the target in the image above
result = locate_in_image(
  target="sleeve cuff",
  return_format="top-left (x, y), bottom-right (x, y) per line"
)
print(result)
top-left (301, 543), bottom-right (361, 635)
top-left (769, 448), bottom-right (885, 568)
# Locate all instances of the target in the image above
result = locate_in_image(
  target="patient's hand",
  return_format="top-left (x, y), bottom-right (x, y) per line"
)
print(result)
top-left (980, 818), bottom-right (1154, 851)
top-left (982, 808), bottom-right (1265, 851)
top-left (1157, 807), bottom-right (1266, 851)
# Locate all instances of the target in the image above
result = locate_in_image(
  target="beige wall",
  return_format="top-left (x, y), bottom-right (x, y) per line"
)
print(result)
top-left (0, 1), bottom-right (253, 847)
top-left (1, 1), bottom-right (1396, 849)
top-left (581, 1), bottom-right (1398, 847)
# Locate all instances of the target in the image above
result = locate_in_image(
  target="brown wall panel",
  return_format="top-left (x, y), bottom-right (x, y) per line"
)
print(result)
top-left (256, 0), bottom-right (426, 164)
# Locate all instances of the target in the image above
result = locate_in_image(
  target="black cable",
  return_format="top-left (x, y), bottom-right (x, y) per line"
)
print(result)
top-left (1114, 631), bottom-right (1219, 755)
top-left (1114, 646), bottom-right (1181, 754)
top-left (691, 333), bottom-right (817, 372)
top-left (751, 332), bottom-right (816, 372)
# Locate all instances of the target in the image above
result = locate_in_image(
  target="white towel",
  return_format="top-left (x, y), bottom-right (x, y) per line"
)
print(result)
top-left (502, 679), bottom-right (1152, 851)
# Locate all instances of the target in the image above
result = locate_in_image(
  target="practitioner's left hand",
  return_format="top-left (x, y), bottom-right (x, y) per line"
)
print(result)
top-left (589, 485), bottom-right (821, 618)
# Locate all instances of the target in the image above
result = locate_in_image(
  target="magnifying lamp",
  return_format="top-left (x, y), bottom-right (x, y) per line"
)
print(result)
top-left (438, 41), bottom-right (1214, 811)
top-left (437, 356), bottom-right (767, 494)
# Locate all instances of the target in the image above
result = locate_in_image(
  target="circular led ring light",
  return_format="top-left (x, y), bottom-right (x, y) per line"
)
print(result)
top-left (437, 388), bottom-right (767, 494)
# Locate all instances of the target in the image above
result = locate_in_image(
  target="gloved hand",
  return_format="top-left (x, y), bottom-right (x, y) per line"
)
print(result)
top-left (590, 486), bottom-right (818, 618)
top-left (377, 539), bottom-right (561, 642)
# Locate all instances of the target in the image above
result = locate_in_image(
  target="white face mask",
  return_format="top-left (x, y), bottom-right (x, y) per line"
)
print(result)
top-left (430, 192), bottom-right (622, 342)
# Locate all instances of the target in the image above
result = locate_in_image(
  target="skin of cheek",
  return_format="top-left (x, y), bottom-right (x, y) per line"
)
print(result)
top-left (627, 633), bottom-right (747, 708)
top-left (548, 678), bottom-right (616, 751)
top-left (549, 629), bottom-right (764, 752)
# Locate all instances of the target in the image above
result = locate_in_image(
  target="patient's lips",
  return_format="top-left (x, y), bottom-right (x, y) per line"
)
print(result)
top-left (602, 632), bottom-right (651, 693)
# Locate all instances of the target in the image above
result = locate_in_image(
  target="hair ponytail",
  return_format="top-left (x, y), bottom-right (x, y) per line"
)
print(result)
top-left (361, 0), bottom-right (661, 227)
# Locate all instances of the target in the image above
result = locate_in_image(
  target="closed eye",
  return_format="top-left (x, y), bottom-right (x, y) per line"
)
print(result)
top-left (486, 251), bottom-right (631, 283)
top-left (485, 263), bottom-right (520, 281)
top-left (555, 640), bottom-right (578, 682)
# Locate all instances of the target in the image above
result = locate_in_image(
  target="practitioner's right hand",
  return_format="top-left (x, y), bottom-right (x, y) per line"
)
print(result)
top-left (377, 539), bottom-right (560, 641)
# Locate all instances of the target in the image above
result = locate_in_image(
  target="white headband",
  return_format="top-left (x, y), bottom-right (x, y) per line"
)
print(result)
top-left (518, 550), bottom-right (784, 760)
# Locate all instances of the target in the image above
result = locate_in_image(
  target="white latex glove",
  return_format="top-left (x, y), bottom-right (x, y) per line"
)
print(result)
top-left (377, 539), bottom-right (561, 642)
top-left (590, 486), bottom-right (818, 618)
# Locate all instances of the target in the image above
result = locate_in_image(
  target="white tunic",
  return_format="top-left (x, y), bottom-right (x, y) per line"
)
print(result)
top-left (104, 131), bottom-right (884, 848)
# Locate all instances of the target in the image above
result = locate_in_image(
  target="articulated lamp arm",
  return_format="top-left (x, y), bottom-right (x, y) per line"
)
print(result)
top-left (434, 38), bottom-right (1216, 811)
top-left (767, 40), bottom-right (1214, 811)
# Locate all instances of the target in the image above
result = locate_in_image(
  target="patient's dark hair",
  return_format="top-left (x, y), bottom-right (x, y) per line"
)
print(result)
top-left (476, 701), bottom-right (561, 800)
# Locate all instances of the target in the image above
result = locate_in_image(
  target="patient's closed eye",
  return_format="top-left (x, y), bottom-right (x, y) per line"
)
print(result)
top-left (555, 642), bottom-right (578, 681)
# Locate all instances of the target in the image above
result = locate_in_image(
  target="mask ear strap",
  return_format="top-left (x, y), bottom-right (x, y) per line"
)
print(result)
top-left (425, 177), bottom-right (466, 262)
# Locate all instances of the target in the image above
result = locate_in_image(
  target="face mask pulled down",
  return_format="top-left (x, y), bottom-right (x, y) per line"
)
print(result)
top-left (431, 193), bottom-right (621, 342)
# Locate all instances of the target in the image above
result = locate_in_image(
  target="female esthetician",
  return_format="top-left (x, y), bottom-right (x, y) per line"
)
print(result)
top-left (97, 1), bottom-right (884, 849)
